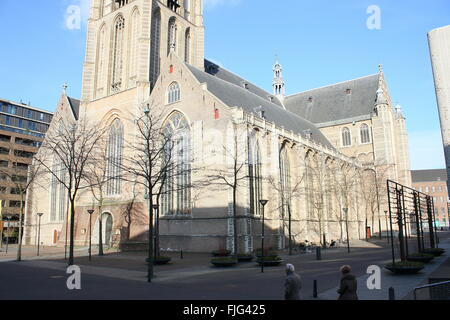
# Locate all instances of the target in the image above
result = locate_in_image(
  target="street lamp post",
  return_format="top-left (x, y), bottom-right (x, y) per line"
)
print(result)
top-left (37, 213), bottom-right (44, 256)
top-left (343, 208), bottom-right (350, 253)
top-left (87, 210), bottom-right (95, 261)
top-left (259, 200), bottom-right (268, 274)
top-left (153, 204), bottom-right (159, 260)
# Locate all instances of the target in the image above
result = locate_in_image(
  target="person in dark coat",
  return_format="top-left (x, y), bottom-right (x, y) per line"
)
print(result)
top-left (337, 265), bottom-right (358, 300)
top-left (285, 264), bottom-right (302, 300)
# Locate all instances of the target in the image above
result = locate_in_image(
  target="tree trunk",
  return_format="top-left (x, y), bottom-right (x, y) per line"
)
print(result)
top-left (233, 186), bottom-right (238, 255)
top-left (69, 198), bottom-right (76, 266)
top-left (16, 193), bottom-right (24, 261)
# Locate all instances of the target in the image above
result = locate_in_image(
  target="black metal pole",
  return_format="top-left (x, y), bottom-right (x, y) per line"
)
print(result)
top-left (427, 197), bottom-right (436, 248)
top-left (418, 196), bottom-right (425, 250)
top-left (385, 211), bottom-right (390, 244)
top-left (5, 218), bottom-right (10, 254)
top-left (414, 192), bottom-right (422, 253)
top-left (344, 209), bottom-right (350, 253)
top-left (89, 214), bottom-right (92, 261)
top-left (37, 215), bottom-right (41, 257)
top-left (387, 181), bottom-right (395, 266)
top-left (401, 188), bottom-right (409, 258)
top-left (261, 204), bottom-right (265, 274)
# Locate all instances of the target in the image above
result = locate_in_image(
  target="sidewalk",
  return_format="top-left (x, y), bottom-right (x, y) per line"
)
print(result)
top-left (0, 245), bottom-right (90, 262)
top-left (317, 239), bottom-right (450, 300)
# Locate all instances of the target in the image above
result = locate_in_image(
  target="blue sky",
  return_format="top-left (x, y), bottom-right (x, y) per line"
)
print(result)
top-left (0, 0), bottom-right (448, 170)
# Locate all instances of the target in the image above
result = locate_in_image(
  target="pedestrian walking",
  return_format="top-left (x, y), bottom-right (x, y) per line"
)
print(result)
top-left (285, 264), bottom-right (302, 300)
top-left (337, 265), bottom-right (358, 300)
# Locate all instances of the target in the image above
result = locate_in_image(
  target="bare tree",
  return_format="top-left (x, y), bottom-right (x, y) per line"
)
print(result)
top-left (267, 163), bottom-right (305, 255)
top-left (304, 155), bottom-right (335, 246)
top-left (0, 147), bottom-right (47, 261)
top-left (118, 105), bottom-right (187, 282)
top-left (35, 118), bottom-right (106, 266)
top-left (204, 123), bottom-right (249, 255)
top-left (83, 140), bottom-right (111, 256)
top-left (331, 162), bottom-right (360, 241)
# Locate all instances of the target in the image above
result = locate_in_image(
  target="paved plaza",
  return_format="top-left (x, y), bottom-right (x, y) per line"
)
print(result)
top-left (0, 232), bottom-right (449, 300)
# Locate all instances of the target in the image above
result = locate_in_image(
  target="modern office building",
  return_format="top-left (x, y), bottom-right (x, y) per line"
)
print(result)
top-left (0, 98), bottom-right (52, 243)
top-left (412, 169), bottom-right (450, 229)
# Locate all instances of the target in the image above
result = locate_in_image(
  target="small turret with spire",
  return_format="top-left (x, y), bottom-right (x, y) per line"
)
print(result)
top-left (375, 64), bottom-right (388, 106)
top-left (273, 58), bottom-right (285, 103)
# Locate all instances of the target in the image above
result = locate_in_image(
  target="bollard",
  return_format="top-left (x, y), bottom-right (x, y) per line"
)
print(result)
top-left (180, 250), bottom-right (184, 260)
top-left (316, 247), bottom-right (322, 260)
top-left (313, 280), bottom-right (318, 298)
top-left (389, 287), bottom-right (395, 300)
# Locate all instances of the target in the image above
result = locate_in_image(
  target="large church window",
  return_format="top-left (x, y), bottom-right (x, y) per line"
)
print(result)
top-left (342, 127), bottom-right (351, 147)
top-left (106, 119), bottom-right (124, 195)
top-left (249, 139), bottom-right (262, 216)
top-left (111, 16), bottom-right (125, 93)
top-left (129, 9), bottom-right (140, 86)
top-left (360, 124), bottom-right (371, 144)
top-left (280, 147), bottom-right (291, 222)
top-left (168, 82), bottom-right (181, 104)
top-left (50, 156), bottom-right (67, 222)
top-left (168, 17), bottom-right (177, 54)
top-left (185, 28), bottom-right (191, 64)
top-left (150, 9), bottom-right (161, 89)
top-left (162, 112), bottom-right (192, 216)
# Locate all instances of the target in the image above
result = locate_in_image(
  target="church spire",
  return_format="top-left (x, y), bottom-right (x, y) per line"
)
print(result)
top-left (273, 58), bottom-right (285, 100)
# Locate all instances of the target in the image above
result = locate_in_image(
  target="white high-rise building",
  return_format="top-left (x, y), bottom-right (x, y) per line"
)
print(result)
top-left (428, 25), bottom-right (450, 190)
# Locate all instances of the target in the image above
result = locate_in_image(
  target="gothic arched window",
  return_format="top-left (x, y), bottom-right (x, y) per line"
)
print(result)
top-left (111, 16), bottom-right (125, 93)
top-left (280, 146), bottom-right (291, 220)
top-left (185, 28), bottom-right (191, 64)
top-left (168, 17), bottom-right (177, 54)
top-left (96, 24), bottom-right (107, 97)
top-left (360, 124), bottom-right (371, 144)
top-left (129, 9), bottom-right (140, 86)
top-left (106, 119), bottom-right (124, 195)
top-left (150, 9), bottom-right (161, 88)
top-left (249, 139), bottom-right (262, 216)
top-left (168, 82), bottom-right (181, 104)
top-left (342, 127), bottom-right (351, 147)
top-left (162, 112), bottom-right (192, 215)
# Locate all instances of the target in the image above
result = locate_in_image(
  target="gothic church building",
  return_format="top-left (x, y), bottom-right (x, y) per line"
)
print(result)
top-left (26, 0), bottom-right (411, 253)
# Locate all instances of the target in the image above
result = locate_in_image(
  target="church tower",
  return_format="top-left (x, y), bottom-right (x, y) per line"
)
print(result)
top-left (81, 0), bottom-right (205, 102)
top-left (273, 60), bottom-right (285, 104)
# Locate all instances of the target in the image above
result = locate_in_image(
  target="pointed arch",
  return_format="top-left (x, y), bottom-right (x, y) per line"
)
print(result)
top-left (342, 127), bottom-right (351, 147)
top-left (111, 15), bottom-right (125, 93)
top-left (150, 8), bottom-right (161, 88)
top-left (106, 119), bottom-right (124, 195)
top-left (128, 8), bottom-right (140, 86)
top-left (184, 27), bottom-right (191, 63)
top-left (95, 23), bottom-right (107, 98)
top-left (248, 134), bottom-right (262, 216)
top-left (162, 111), bottom-right (192, 215)
top-left (167, 82), bottom-right (181, 103)
top-left (360, 123), bottom-right (371, 144)
top-left (168, 17), bottom-right (177, 55)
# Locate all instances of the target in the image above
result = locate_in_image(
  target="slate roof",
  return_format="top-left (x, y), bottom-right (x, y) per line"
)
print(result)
top-left (284, 74), bottom-right (380, 126)
top-left (67, 97), bottom-right (80, 120)
top-left (411, 169), bottom-right (448, 183)
top-left (186, 62), bottom-right (335, 149)
top-left (204, 60), bottom-right (284, 108)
